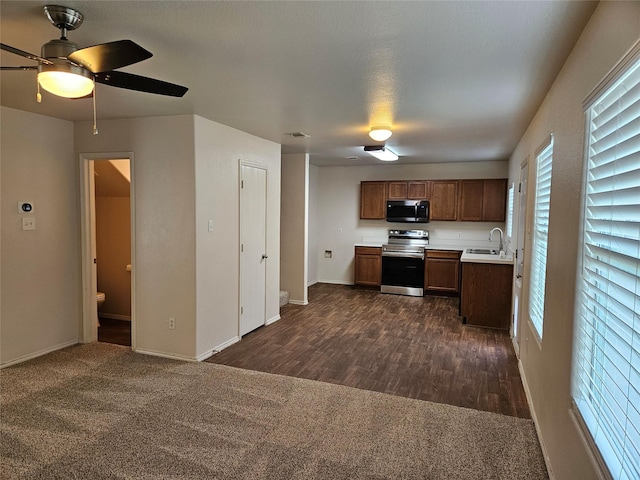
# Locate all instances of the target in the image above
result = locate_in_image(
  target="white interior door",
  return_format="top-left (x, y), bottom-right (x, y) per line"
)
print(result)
top-left (239, 164), bottom-right (267, 336)
top-left (513, 160), bottom-right (529, 355)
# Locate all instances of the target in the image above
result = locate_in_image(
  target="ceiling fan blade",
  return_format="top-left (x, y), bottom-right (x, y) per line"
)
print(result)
top-left (1, 43), bottom-right (53, 65)
top-left (1, 66), bottom-right (38, 70)
top-left (68, 40), bottom-right (152, 73)
top-left (95, 71), bottom-right (188, 97)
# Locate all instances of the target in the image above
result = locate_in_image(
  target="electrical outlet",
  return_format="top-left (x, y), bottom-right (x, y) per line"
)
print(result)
top-left (168, 317), bottom-right (176, 330)
top-left (22, 217), bottom-right (36, 230)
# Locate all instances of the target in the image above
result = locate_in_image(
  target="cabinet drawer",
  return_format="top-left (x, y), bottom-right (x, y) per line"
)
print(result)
top-left (355, 247), bottom-right (382, 256)
top-left (426, 249), bottom-right (461, 259)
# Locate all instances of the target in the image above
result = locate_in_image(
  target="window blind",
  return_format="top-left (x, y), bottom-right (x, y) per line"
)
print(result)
top-left (506, 183), bottom-right (515, 239)
top-left (573, 53), bottom-right (640, 480)
top-left (529, 138), bottom-right (553, 338)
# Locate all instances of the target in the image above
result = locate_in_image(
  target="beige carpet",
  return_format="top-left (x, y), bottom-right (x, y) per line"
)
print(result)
top-left (1, 343), bottom-right (548, 479)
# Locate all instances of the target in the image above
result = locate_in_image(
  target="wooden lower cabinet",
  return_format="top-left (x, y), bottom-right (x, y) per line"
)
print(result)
top-left (424, 250), bottom-right (461, 293)
top-left (460, 262), bottom-right (513, 330)
top-left (354, 246), bottom-right (382, 286)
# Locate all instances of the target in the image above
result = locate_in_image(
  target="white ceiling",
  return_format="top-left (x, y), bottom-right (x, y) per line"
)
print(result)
top-left (0, 1), bottom-right (598, 166)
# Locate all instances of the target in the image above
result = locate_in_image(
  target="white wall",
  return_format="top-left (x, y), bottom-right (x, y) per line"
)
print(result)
top-left (308, 164), bottom-right (319, 286)
top-left (508, 2), bottom-right (640, 479)
top-left (1, 107), bottom-right (80, 365)
top-left (316, 161), bottom-right (509, 284)
top-left (280, 153), bottom-right (308, 304)
top-left (75, 115), bottom-right (197, 360)
top-left (193, 115), bottom-right (281, 359)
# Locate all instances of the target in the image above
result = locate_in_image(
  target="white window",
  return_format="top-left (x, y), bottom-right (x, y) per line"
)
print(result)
top-left (529, 136), bottom-right (554, 339)
top-left (506, 182), bottom-right (515, 239)
top-left (572, 46), bottom-right (640, 480)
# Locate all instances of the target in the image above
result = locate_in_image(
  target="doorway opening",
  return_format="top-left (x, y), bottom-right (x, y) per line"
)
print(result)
top-left (80, 153), bottom-right (135, 348)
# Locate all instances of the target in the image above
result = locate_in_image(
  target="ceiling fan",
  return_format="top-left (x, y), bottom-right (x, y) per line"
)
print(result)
top-left (1, 4), bottom-right (189, 100)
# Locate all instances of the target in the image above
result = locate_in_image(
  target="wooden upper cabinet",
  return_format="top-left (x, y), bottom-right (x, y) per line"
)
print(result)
top-left (482, 179), bottom-right (507, 222)
top-left (408, 181), bottom-right (429, 199)
top-left (459, 179), bottom-right (507, 222)
top-left (360, 178), bottom-right (507, 222)
top-left (458, 180), bottom-right (484, 221)
top-left (387, 181), bottom-right (408, 200)
top-left (387, 181), bottom-right (428, 200)
top-left (387, 180), bottom-right (429, 200)
top-left (429, 180), bottom-right (459, 221)
top-left (360, 181), bottom-right (387, 219)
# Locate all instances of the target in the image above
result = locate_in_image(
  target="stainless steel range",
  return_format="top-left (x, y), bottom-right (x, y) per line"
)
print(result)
top-left (381, 229), bottom-right (429, 297)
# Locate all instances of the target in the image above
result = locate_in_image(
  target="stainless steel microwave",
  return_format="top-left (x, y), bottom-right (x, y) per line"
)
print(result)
top-left (386, 200), bottom-right (430, 223)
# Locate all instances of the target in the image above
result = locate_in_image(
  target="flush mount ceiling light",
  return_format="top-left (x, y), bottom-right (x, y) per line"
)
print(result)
top-left (368, 126), bottom-right (392, 142)
top-left (364, 145), bottom-right (399, 161)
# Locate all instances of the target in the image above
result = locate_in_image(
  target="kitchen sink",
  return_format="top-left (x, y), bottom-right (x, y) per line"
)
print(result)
top-left (466, 248), bottom-right (499, 255)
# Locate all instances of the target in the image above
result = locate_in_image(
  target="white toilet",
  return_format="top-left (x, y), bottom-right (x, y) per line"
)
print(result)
top-left (97, 292), bottom-right (106, 309)
top-left (97, 292), bottom-right (106, 327)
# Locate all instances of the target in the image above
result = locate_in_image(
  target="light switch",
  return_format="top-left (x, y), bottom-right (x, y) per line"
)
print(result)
top-left (208, 220), bottom-right (214, 232)
top-left (22, 217), bottom-right (36, 230)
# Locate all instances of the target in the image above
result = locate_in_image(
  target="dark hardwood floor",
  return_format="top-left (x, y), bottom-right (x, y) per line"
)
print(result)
top-left (207, 283), bottom-right (531, 419)
top-left (98, 317), bottom-right (131, 347)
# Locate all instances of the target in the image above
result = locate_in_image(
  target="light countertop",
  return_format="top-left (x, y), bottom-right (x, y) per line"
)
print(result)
top-left (460, 250), bottom-right (514, 265)
top-left (354, 243), bottom-right (514, 265)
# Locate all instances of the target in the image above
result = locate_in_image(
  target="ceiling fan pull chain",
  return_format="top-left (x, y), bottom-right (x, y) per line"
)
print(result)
top-left (36, 77), bottom-right (42, 103)
top-left (92, 85), bottom-right (98, 135)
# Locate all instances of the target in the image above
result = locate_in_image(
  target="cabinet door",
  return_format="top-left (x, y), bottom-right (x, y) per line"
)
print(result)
top-left (360, 182), bottom-right (387, 219)
top-left (460, 262), bottom-right (513, 329)
top-left (424, 250), bottom-right (461, 292)
top-left (458, 180), bottom-right (484, 221)
top-left (482, 179), bottom-right (507, 222)
top-left (408, 181), bottom-right (429, 199)
top-left (354, 247), bottom-right (382, 286)
top-left (387, 181), bottom-right (408, 200)
top-left (430, 180), bottom-right (459, 221)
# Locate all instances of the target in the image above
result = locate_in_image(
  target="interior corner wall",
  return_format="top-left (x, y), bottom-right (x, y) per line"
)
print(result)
top-left (74, 115), bottom-right (197, 360)
top-left (280, 153), bottom-right (309, 304)
top-left (308, 164), bottom-right (319, 286)
top-left (507, 3), bottom-right (640, 479)
top-left (1, 107), bottom-right (79, 366)
top-left (193, 115), bottom-right (281, 359)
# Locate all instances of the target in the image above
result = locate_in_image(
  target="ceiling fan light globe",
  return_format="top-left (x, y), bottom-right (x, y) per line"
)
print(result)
top-left (368, 127), bottom-right (393, 142)
top-left (37, 68), bottom-right (94, 98)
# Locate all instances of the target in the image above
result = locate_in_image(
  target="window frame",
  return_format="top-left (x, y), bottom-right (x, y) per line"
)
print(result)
top-left (528, 134), bottom-right (554, 340)
top-left (571, 38), bottom-right (640, 480)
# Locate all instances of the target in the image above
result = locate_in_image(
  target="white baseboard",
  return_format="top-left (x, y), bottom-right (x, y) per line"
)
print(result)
top-left (288, 299), bottom-right (308, 306)
top-left (317, 279), bottom-right (353, 286)
top-left (266, 314), bottom-right (281, 326)
top-left (307, 280), bottom-right (318, 287)
top-left (518, 359), bottom-right (554, 479)
top-left (195, 336), bottom-right (242, 362)
top-left (134, 348), bottom-right (198, 362)
top-left (0, 340), bottom-right (78, 368)
top-left (99, 313), bottom-right (131, 321)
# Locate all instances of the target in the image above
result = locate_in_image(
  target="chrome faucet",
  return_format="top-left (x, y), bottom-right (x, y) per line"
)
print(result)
top-left (489, 227), bottom-right (505, 252)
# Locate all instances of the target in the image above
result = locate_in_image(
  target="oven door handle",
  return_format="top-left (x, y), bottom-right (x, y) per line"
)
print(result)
top-left (382, 252), bottom-right (425, 259)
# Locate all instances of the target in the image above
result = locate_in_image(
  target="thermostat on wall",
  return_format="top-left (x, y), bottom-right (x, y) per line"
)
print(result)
top-left (18, 202), bottom-right (34, 213)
